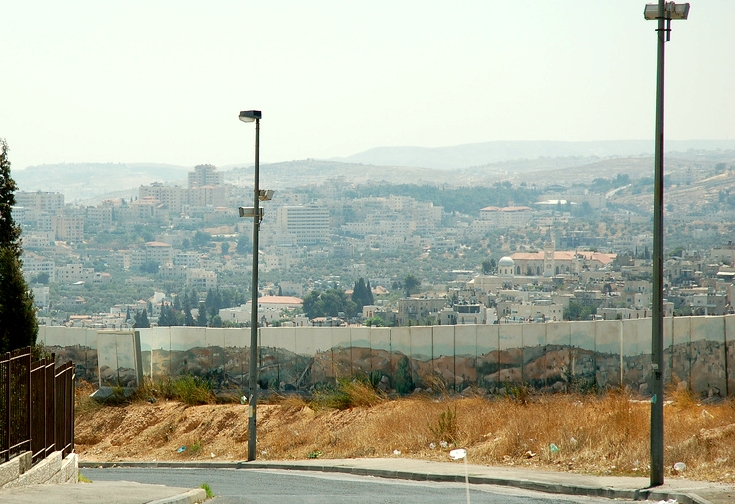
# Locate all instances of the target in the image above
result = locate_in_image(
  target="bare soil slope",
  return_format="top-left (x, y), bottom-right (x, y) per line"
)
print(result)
top-left (75, 391), bottom-right (735, 484)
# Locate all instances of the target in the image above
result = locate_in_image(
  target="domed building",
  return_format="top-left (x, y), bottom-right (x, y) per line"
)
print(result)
top-left (498, 256), bottom-right (515, 277)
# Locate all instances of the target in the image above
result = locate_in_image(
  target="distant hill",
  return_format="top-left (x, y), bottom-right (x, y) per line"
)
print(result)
top-left (14, 162), bottom-right (189, 202)
top-left (11, 141), bottom-right (735, 201)
top-left (335, 140), bottom-right (735, 170)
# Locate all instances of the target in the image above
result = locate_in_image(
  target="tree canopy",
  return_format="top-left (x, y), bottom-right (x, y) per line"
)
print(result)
top-left (351, 277), bottom-right (374, 313)
top-left (0, 140), bottom-right (37, 353)
top-left (403, 274), bottom-right (421, 296)
top-left (303, 289), bottom-right (357, 319)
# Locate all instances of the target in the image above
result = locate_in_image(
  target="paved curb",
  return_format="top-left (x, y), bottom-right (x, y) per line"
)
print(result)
top-left (147, 487), bottom-right (207, 504)
top-left (80, 461), bottom-right (717, 504)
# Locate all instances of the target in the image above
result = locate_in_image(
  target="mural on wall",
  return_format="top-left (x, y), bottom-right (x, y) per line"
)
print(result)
top-left (38, 315), bottom-right (733, 398)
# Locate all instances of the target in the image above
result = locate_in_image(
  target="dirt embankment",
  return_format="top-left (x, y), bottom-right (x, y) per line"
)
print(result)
top-left (75, 393), bottom-right (735, 484)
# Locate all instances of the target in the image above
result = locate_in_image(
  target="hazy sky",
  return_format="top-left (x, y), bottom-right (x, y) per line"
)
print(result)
top-left (1, 1), bottom-right (733, 171)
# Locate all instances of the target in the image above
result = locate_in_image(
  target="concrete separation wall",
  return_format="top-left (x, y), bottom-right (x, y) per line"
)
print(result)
top-left (0, 452), bottom-right (78, 489)
top-left (37, 314), bottom-right (735, 397)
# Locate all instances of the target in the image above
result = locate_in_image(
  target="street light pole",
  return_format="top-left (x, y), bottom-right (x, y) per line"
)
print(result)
top-left (650, 0), bottom-right (666, 485)
top-left (239, 109), bottom-right (262, 462)
top-left (643, 1), bottom-right (689, 487)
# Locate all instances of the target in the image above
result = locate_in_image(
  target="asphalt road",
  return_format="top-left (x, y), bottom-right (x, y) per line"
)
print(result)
top-left (83, 467), bottom-right (635, 504)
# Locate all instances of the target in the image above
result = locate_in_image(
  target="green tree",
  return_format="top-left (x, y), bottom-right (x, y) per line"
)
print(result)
top-left (351, 277), bottom-right (373, 312)
top-left (192, 231), bottom-right (212, 248)
top-left (302, 289), bottom-right (357, 319)
top-left (0, 140), bottom-right (21, 255)
top-left (403, 274), bottom-right (421, 297)
top-left (0, 140), bottom-right (37, 353)
top-left (0, 249), bottom-right (38, 353)
top-left (365, 280), bottom-right (374, 305)
top-left (236, 236), bottom-right (251, 255)
top-left (32, 272), bottom-right (50, 284)
top-left (134, 309), bottom-right (150, 328)
top-left (197, 303), bottom-right (209, 327)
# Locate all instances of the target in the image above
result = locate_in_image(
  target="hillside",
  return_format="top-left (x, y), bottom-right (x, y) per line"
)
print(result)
top-left (75, 386), bottom-right (735, 484)
top-left (12, 146), bottom-right (735, 202)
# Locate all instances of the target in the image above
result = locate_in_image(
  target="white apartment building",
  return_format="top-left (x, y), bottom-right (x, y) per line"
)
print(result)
top-left (711, 245), bottom-right (735, 265)
top-left (139, 183), bottom-right (186, 213)
top-left (364, 234), bottom-right (406, 252)
top-left (188, 164), bottom-right (223, 189)
top-left (276, 205), bottom-right (329, 245)
top-left (174, 251), bottom-right (202, 268)
top-left (31, 286), bottom-right (50, 310)
top-left (22, 252), bottom-right (56, 282)
top-left (478, 206), bottom-right (533, 229)
top-left (15, 191), bottom-right (65, 213)
top-left (412, 201), bottom-right (443, 233)
top-left (85, 206), bottom-right (113, 227)
top-left (23, 231), bottom-right (55, 250)
top-left (219, 296), bottom-right (303, 325)
top-left (145, 241), bottom-right (174, 265)
top-left (52, 215), bottom-right (85, 242)
top-left (188, 185), bottom-right (228, 208)
top-left (55, 263), bottom-right (94, 283)
top-left (186, 268), bottom-right (217, 290)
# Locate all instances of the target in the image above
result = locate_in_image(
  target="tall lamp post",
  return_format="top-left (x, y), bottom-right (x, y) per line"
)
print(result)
top-left (643, 1), bottom-right (689, 487)
top-left (238, 109), bottom-right (273, 462)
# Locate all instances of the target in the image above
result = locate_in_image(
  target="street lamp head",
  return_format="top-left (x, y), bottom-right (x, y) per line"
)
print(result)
top-left (644, 2), bottom-right (690, 21)
top-left (239, 110), bottom-right (262, 122)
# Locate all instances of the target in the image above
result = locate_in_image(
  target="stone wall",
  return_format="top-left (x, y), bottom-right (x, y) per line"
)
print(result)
top-left (0, 452), bottom-right (78, 489)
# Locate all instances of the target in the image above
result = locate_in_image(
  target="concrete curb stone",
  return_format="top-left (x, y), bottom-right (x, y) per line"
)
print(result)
top-left (147, 488), bottom-right (207, 504)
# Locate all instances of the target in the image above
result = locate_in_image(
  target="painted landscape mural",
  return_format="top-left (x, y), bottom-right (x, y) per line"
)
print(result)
top-left (38, 314), bottom-right (734, 398)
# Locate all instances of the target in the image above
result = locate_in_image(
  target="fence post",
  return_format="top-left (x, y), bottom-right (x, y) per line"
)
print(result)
top-left (25, 348), bottom-right (32, 458)
top-left (4, 352), bottom-right (9, 463)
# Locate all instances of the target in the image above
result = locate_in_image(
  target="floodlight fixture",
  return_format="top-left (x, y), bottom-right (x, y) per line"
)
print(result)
top-left (239, 110), bottom-right (262, 123)
top-left (258, 189), bottom-right (275, 202)
top-left (238, 206), bottom-right (264, 220)
top-left (644, 2), bottom-right (689, 21)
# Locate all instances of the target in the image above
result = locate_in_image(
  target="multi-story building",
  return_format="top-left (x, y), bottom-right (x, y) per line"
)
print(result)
top-left (139, 183), bottom-right (186, 213)
top-left (186, 268), bottom-right (217, 290)
top-left (397, 297), bottom-right (447, 326)
top-left (15, 191), bottom-right (65, 213)
top-left (145, 241), bottom-right (174, 266)
top-left (276, 205), bottom-right (329, 245)
top-left (85, 205), bottom-right (113, 228)
top-left (55, 263), bottom-right (94, 283)
top-left (188, 164), bottom-right (223, 189)
top-left (174, 252), bottom-right (201, 268)
top-left (21, 252), bottom-right (56, 282)
top-left (52, 215), bottom-right (85, 242)
top-left (479, 206), bottom-right (533, 228)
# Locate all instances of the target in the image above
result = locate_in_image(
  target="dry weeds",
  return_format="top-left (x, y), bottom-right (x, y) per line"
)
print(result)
top-left (74, 385), bottom-right (735, 483)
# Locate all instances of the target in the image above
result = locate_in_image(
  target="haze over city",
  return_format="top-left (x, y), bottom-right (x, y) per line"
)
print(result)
top-left (1, 1), bottom-right (734, 172)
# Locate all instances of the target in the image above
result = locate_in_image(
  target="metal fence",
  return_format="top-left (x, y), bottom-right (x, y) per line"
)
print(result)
top-left (0, 347), bottom-right (75, 464)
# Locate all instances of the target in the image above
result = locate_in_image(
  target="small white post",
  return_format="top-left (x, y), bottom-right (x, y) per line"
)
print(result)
top-left (449, 448), bottom-right (470, 504)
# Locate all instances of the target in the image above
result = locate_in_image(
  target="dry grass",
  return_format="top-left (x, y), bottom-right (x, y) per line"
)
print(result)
top-left (75, 388), bottom-right (735, 483)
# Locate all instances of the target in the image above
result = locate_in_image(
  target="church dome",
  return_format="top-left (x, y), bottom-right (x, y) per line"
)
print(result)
top-left (498, 256), bottom-right (514, 267)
